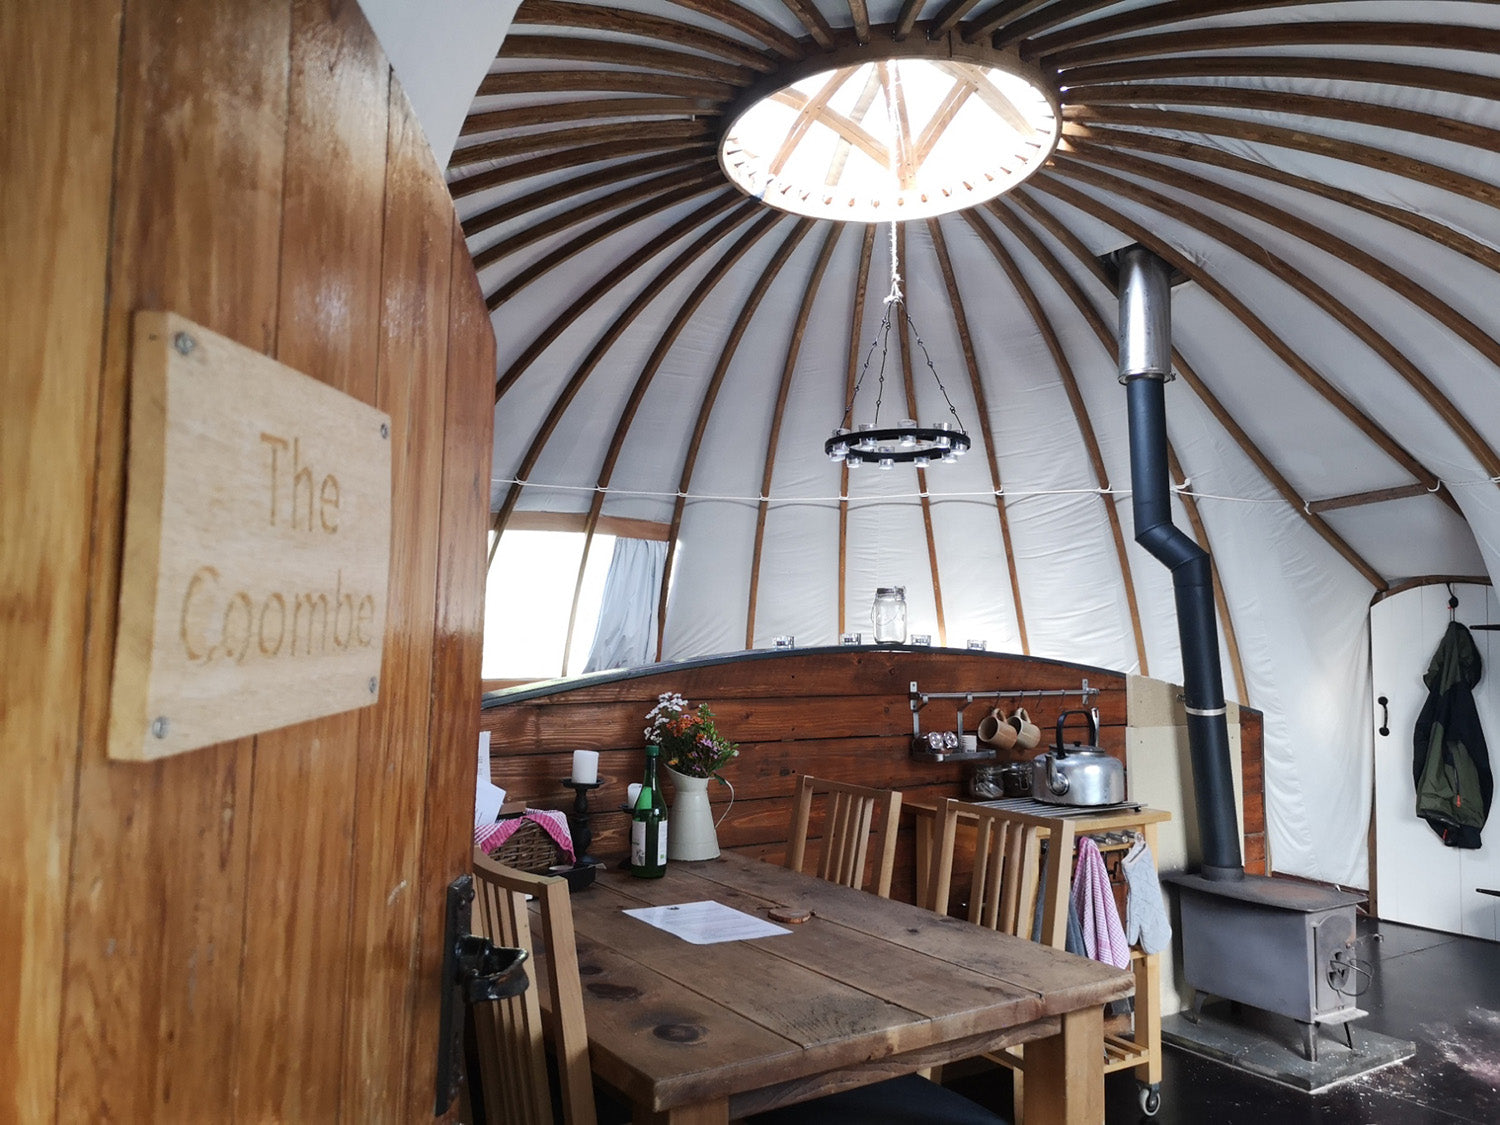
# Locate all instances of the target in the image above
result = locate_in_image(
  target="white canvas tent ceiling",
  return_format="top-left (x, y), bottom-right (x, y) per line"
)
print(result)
top-left (373, 0), bottom-right (1500, 887)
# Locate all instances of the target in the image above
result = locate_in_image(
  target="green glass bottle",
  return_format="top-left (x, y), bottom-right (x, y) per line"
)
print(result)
top-left (630, 744), bottom-right (668, 878)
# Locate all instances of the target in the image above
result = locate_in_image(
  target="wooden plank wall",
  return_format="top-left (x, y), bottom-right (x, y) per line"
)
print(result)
top-left (3, 1), bottom-right (494, 1120)
top-left (482, 649), bottom-right (1267, 903)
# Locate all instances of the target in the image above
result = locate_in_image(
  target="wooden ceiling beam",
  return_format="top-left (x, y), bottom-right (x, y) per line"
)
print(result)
top-left (448, 137), bottom-right (717, 200)
top-left (477, 69), bottom-right (737, 101)
top-left (512, 0), bottom-right (778, 71)
top-left (1048, 150), bottom-right (1500, 485)
top-left (666, 0), bottom-right (804, 56)
top-left (485, 182), bottom-right (732, 311)
top-left (960, 206), bottom-right (1147, 671)
top-left (747, 224), bottom-right (845, 648)
top-left (563, 210), bottom-right (789, 673)
top-left (929, 0), bottom-right (991, 40)
top-left (1057, 122), bottom-right (1500, 277)
top-left (894, 0), bottom-right (927, 41)
top-left (1058, 54), bottom-right (1500, 106)
top-left (1061, 102), bottom-right (1500, 213)
top-left (499, 33), bottom-right (755, 84)
top-left (847, 0), bottom-right (871, 43)
top-left (1044, 21), bottom-right (1500, 69)
top-left (838, 225), bottom-right (877, 636)
top-left (891, 225), bottom-right (948, 646)
top-left (1024, 0), bottom-right (1311, 57)
top-left (1073, 82), bottom-right (1500, 159)
top-left (1003, 189), bottom-right (1388, 590)
top-left (658, 221), bottom-right (819, 658)
top-left (491, 202), bottom-right (768, 538)
top-left (461, 151), bottom-right (719, 239)
top-left (495, 196), bottom-right (757, 402)
top-left (473, 166), bottom-right (723, 273)
top-left (983, 0), bottom-right (1113, 49)
top-left (928, 217), bottom-right (1028, 654)
top-left (452, 118), bottom-right (714, 170)
top-left (1309, 483), bottom-right (1440, 515)
top-left (461, 97), bottom-right (721, 138)
top-left (777, 0), bottom-right (836, 48)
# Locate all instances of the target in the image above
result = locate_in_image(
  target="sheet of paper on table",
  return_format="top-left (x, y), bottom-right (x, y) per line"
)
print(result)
top-left (623, 900), bottom-right (791, 944)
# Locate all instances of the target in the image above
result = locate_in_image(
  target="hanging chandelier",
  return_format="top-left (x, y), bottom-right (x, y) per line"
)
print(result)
top-left (826, 221), bottom-right (971, 469)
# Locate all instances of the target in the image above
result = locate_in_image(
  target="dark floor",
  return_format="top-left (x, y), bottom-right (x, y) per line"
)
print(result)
top-left (946, 917), bottom-right (1500, 1124)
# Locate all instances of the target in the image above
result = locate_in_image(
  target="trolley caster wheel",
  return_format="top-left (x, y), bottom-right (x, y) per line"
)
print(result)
top-left (1137, 1082), bottom-right (1161, 1117)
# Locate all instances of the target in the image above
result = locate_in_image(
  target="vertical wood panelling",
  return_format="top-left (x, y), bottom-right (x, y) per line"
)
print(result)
top-left (339, 80), bottom-right (455, 1120)
top-left (408, 219), bottom-right (497, 1119)
top-left (234, 2), bottom-right (389, 1118)
top-left (1, 2), bottom-right (121, 1119)
top-left (12, 2), bottom-right (495, 1120)
top-left (59, 1), bottom-right (291, 1119)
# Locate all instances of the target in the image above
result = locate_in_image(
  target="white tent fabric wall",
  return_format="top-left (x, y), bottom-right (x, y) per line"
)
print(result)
top-left (584, 538), bottom-right (667, 673)
top-left (406, 0), bottom-right (1500, 889)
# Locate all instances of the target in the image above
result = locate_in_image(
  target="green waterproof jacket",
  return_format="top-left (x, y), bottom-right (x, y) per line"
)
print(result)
top-left (1412, 621), bottom-right (1493, 849)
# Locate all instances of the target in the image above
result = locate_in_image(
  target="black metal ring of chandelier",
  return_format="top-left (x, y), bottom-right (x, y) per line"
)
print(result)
top-left (825, 423), bottom-right (972, 468)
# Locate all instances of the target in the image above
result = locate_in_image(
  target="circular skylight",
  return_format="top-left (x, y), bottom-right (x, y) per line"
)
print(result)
top-left (719, 56), bottom-right (1059, 223)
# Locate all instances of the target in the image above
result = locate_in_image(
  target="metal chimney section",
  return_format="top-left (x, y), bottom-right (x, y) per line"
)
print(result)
top-left (1117, 246), bottom-right (1244, 882)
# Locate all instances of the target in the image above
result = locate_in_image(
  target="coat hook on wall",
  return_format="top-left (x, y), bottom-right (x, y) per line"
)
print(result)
top-left (1447, 583), bottom-right (1459, 620)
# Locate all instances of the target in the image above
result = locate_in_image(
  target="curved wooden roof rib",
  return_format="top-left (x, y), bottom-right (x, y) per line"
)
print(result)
top-left (1045, 155), bottom-right (1500, 484)
top-left (953, 0), bottom-right (1050, 43)
top-left (450, 137), bottom-right (720, 202)
top-left (1043, 20), bottom-right (1500, 69)
top-left (1019, 0), bottom-right (1321, 56)
top-left (665, 0), bottom-right (804, 56)
top-left (462, 151), bottom-right (721, 239)
top-left (892, 225), bottom-right (947, 645)
top-left (961, 205), bottom-right (1148, 672)
top-left (927, 218), bottom-right (1028, 654)
top-left (493, 197), bottom-right (758, 405)
top-left (847, 0), bottom-right (871, 44)
top-left (747, 223), bottom-right (846, 648)
top-left (984, 0), bottom-right (1120, 49)
top-left (559, 210), bottom-right (789, 673)
top-left (1003, 190), bottom-right (1387, 592)
top-left (1059, 139), bottom-right (1500, 449)
top-left (777, 0), bottom-right (837, 48)
top-left (476, 69), bottom-right (738, 99)
top-left (459, 98), bottom-right (722, 138)
top-left (657, 221), bottom-right (819, 657)
top-left (838, 225), bottom-right (878, 636)
top-left (1026, 173), bottom-right (1461, 508)
top-left (1055, 122), bottom-right (1500, 277)
top-left (453, 119), bottom-right (716, 170)
top-left (511, 0), bottom-right (779, 72)
top-left (490, 202), bottom-right (766, 551)
top-left (497, 34), bottom-right (756, 84)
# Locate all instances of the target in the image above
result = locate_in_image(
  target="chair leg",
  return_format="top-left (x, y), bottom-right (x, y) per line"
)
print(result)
top-left (1011, 1068), bottom-right (1024, 1125)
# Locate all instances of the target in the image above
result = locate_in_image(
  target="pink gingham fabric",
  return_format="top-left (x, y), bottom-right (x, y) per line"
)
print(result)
top-left (474, 808), bottom-right (575, 865)
top-left (1071, 836), bottom-right (1131, 968)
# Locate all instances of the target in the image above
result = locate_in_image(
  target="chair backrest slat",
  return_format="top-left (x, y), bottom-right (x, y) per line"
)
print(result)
top-left (471, 851), bottom-right (599, 1125)
top-left (786, 776), bottom-right (901, 898)
top-left (929, 800), bottom-right (1076, 946)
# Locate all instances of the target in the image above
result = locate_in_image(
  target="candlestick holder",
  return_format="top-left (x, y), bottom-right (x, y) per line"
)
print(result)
top-left (561, 778), bottom-right (604, 867)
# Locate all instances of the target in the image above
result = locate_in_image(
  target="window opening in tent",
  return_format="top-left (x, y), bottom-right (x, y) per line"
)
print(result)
top-left (482, 530), bottom-right (614, 681)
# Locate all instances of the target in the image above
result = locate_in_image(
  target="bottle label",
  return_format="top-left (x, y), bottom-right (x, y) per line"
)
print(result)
top-left (630, 818), bottom-right (667, 867)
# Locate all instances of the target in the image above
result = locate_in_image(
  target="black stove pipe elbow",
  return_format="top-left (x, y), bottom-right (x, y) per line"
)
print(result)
top-left (1118, 247), bottom-right (1244, 882)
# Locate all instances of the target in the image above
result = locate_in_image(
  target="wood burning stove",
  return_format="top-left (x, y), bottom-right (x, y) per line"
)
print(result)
top-left (1169, 873), bottom-right (1367, 1060)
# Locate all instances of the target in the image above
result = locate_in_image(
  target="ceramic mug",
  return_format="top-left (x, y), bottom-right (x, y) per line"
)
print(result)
top-left (977, 707), bottom-right (1018, 749)
top-left (1010, 707), bottom-right (1042, 750)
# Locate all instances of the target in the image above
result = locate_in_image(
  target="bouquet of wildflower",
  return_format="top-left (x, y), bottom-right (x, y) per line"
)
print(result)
top-left (644, 692), bottom-right (738, 779)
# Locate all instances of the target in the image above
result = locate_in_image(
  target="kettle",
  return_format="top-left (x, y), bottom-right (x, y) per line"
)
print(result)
top-left (1031, 709), bottom-right (1125, 807)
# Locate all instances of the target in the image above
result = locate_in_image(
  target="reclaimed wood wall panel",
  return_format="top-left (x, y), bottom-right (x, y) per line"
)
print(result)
top-left (8, 2), bottom-right (494, 1120)
top-left (0, 0), bottom-right (121, 1118)
top-left (481, 649), bottom-right (1264, 902)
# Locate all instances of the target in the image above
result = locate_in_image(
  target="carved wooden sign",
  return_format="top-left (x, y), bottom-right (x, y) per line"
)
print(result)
top-left (108, 311), bottom-right (392, 760)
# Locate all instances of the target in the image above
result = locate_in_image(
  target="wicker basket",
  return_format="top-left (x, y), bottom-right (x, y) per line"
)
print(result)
top-left (488, 818), bottom-right (563, 874)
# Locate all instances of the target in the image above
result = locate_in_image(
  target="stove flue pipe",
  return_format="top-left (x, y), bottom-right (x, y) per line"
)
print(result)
top-left (1117, 246), bottom-right (1244, 882)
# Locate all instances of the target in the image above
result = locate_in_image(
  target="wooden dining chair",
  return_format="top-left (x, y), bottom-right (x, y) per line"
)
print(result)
top-left (927, 800), bottom-right (1079, 1124)
top-left (470, 851), bottom-right (597, 1125)
top-left (784, 775), bottom-right (902, 898)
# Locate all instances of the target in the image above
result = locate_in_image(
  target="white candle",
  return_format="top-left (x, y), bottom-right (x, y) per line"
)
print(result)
top-left (628, 783), bottom-right (643, 806)
top-left (571, 749), bottom-right (599, 785)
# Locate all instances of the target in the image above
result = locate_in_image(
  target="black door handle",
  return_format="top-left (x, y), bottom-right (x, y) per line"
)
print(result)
top-left (1377, 695), bottom-right (1390, 738)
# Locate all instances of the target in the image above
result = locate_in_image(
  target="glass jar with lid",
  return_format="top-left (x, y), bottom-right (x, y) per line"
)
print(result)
top-left (871, 586), bottom-right (908, 643)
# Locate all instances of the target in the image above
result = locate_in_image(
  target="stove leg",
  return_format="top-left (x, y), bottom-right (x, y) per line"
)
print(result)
top-left (1341, 1021), bottom-right (1355, 1052)
top-left (1188, 990), bottom-right (1209, 1024)
top-left (1300, 1021), bottom-right (1318, 1062)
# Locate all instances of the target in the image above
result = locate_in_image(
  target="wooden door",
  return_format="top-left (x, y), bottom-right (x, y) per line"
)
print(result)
top-left (3, 1), bottom-right (494, 1119)
top-left (1371, 582), bottom-right (1500, 940)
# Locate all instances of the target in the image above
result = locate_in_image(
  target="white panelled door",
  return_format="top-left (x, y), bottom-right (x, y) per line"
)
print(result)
top-left (1370, 582), bottom-right (1500, 939)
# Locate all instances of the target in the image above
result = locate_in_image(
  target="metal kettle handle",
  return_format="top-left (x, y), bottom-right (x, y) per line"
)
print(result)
top-left (1053, 708), bottom-right (1099, 755)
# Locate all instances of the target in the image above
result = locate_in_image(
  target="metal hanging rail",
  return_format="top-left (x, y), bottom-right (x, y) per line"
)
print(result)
top-left (908, 679), bottom-right (1099, 760)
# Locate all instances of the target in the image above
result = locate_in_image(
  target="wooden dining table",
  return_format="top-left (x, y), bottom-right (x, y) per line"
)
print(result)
top-left (549, 852), bottom-right (1134, 1124)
